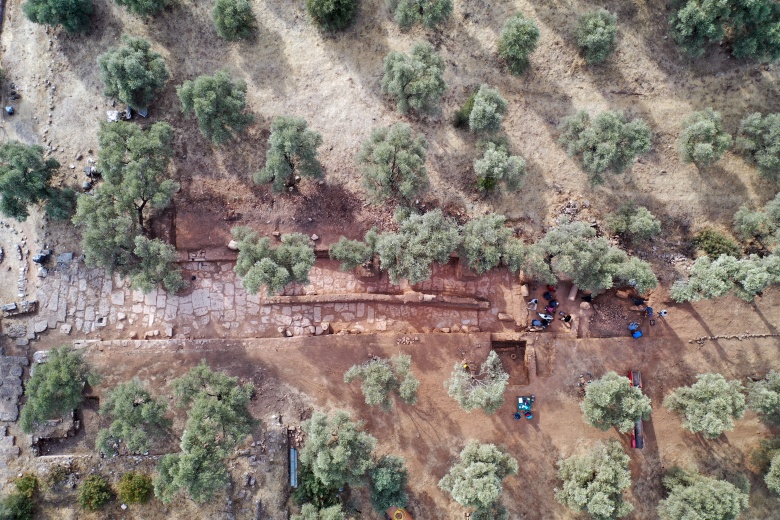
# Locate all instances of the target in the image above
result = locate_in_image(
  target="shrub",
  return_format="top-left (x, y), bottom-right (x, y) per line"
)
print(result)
top-left (454, 90), bottom-right (477, 128)
top-left (556, 440), bottom-right (633, 519)
top-left (498, 13), bottom-right (540, 75)
top-left (98, 36), bottom-right (170, 111)
top-left (374, 209), bottom-right (461, 284)
top-left (387, 0), bottom-right (452, 29)
top-left (605, 203), bottom-right (661, 242)
top-left (559, 110), bottom-right (652, 184)
top-left (748, 371), bottom-right (780, 425)
top-left (232, 227), bottom-right (315, 295)
top-left (23, 0), bottom-right (92, 32)
top-left (254, 116), bottom-right (323, 192)
top-left (359, 123), bottom-right (429, 203)
top-left (460, 213), bottom-right (513, 274)
top-left (439, 441), bottom-right (518, 511)
top-left (692, 228), bottom-right (742, 258)
top-left (581, 371), bottom-right (652, 432)
top-left (178, 71), bottom-right (254, 144)
top-left (306, 0), bottom-right (356, 30)
top-left (381, 42), bottom-right (446, 115)
top-left (293, 504), bottom-right (346, 520)
top-left (664, 373), bottom-right (746, 438)
top-left (677, 108), bottom-right (732, 166)
top-left (329, 237), bottom-right (374, 271)
top-left (733, 205), bottom-right (775, 245)
top-left (213, 0), bottom-right (256, 40)
top-left (0, 141), bottom-right (62, 222)
top-left (767, 453), bottom-right (780, 495)
top-left (344, 354), bottom-right (419, 410)
top-left (113, 0), bottom-right (167, 16)
top-left (0, 492), bottom-right (34, 520)
top-left (737, 112), bottom-right (780, 182)
top-left (469, 85), bottom-right (508, 134)
top-left (670, 0), bottom-right (780, 60)
top-left (45, 187), bottom-right (77, 220)
top-left (658, 468), bottom-right (749, 520)
top-left (445, 351), bottom-right (509, 414)
top-left (299, 411), bottom-right (376, 488)
top-left (117, 472), bottom-right (153, 504)
top-left (370, 455), bottom-right (408, 512)
top-left (96, 379), bottom-right (170, 456)
top-left (473, 141), bottom-right (526, 192)
top-left (292, 463), bottom-right (340, 509)
top-left (576, 9), bottom-right (618, 64)
top-left (19, 346), bottom-right (97, 434)
top-left (78, 475), bottom-right (112, 511)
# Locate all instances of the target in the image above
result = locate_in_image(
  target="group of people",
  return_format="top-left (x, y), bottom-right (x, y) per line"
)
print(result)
top-left (628, 299), bottom-right (669, 338)
top-left (529, 286), bottom-right (572, 331)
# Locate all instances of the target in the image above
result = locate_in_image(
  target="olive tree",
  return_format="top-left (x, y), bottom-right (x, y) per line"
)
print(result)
top-left (439, 441), bottom-right (518, 512)
top-left (254, 116), bottom-right (323, 192)
top-left (98, 36), bottom-right (170, 111)
top-left (344, 354), bottom-right (419, 410)
top-left (664, 373), bottom-right (746, 438)
top-left (381, 42), bottom-right (446, 115)
top-left (178, 71), bottom-right (254, 144)
top-left (96, 378), bottom-right (170, 457)
top-left (370, 455), bottom-right (409, 512)
top-left (460, 213), bottom-right (513, 274)
top-left (581, 371), bottom-right (652, 432)
top-left (733, 205), bottom-right (775, 246)
top-left (23, 0), bottom-right (92, 32)
top-left (748, 370), bottom-right (780, 424)
top-left (374, 209), bottom-right (461, 284)
top-left (737, 112), bottom-right (780, 182)
top-left (73, 122), bottom-right (185, 293)
top-left (559, 110), bottom-right (652, 184)
top-left (670, 251), bottom-right (780, 302)
top-left (293, 504), bottom-right (346, 520)
top-left (0, 141), bottom-right (66, 221)
top-left (154, 361), bottom-right (255, 503)
top-left (677, 108), bottom-right (732, 167)
top-left (19, 347), bottom-right (97, 434)
top-left (766, 453), bottom-right (780, 496)
top-left (232, 227), bottom-right (315, 295)
top-left (473, 141), bottom-right (526, 192)
top-left (328, 231), bottom-right (378, 271)
top-left (299, 411), bottom-right (376, 488)
top-left (670, 0), bottom-right (780, 60)
top-left (306, 0), bottom-right (357, 31)
top-left (359, 123), bottom-right (428, 203)
top-left (469, 85), bottom-right (508, 134)
top-left (113, 0), bottom-right (167, 16)
top-left (604, 203), bottom-right (661, 243)
top-left (576, 9), bottom-right (618, 64)
top-left (556, 440), bottom-right (633, 519)
top-left (213, 0), bottom-right (256, 41)
top-left (387, 0), bottom-right (451, 29)
top-left (498, 13), bottom-right (540, 75)
top-left (445, 351), bottom-right (508, 414)
top-left (658, 468), bottom-right (749, 520)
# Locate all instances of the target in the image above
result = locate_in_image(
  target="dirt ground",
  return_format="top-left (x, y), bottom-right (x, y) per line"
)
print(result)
top-left (2, 0), bottom-right (780, 518)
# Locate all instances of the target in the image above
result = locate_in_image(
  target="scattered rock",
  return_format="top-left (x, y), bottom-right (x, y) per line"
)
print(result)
top-left (60, 323), bottom-right (72, 335)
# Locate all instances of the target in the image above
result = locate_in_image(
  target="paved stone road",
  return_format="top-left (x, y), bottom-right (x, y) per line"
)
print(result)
top-left (29, 257), bottom-right (527, 342)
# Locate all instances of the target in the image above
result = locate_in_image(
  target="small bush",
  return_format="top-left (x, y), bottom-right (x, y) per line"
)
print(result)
top-left (307, 0), bottom-right (357, 31)
top-left (576, 9), bottom-right (618, 64)
top-left (737, 112), bottom-right (780, 182)
top-left (559, 110), bottom-right (652, 184)
top-left (498, 13), bottom-right (540, 75)
top-left (469, 85), bottom-right (508, 134)
top-left (329, 237), bottom-right (374, 271)
top-left (677, 108), bottom-right (732, 167)
top-left (473, 142), bottom-right (525, 193)
top-left (117, 472), bottom-right (153, 504)
top-left (213, 0), bottom-right (256, 41)
top-left (44, 465), bottom-right (70, 491)
top-left (15, 474), bottom-right (38, 498)
top-left (113, 0), bottom-right (167, 17)
top-left (78, 475), bottom-right (112, 511)
top-left (605, 203), bottom-right (661, 242)
top-left (693, 228), bottom-right (742, 258)
top-left (0, 492), bottom-right (34, 520)
top-left (454, 90), bottom-right (477, 129)
top-left (23, 0), bottom-right (92, 32)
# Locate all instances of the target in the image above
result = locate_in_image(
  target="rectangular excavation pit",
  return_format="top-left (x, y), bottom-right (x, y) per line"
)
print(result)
top-left (491, 340), bottom-right (529, 385)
